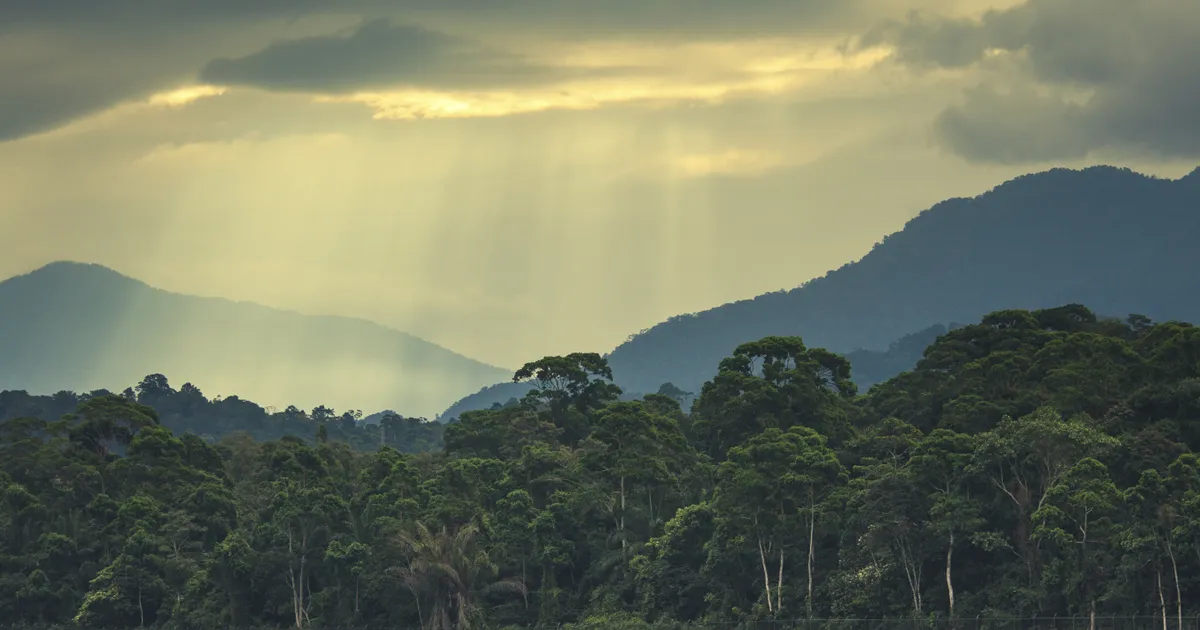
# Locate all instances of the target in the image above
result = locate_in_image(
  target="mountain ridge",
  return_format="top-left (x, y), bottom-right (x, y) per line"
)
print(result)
top-left (0, 261), bottom-right (510, 417)
top-left (5, 260), bottom-right (499, 366)
top-left (603, 164), bottom-right (1200, 394)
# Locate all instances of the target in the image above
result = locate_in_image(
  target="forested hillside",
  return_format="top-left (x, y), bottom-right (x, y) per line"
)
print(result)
top-left (0, 379), bottom-right (444, 455)
top-left (0, 262), bottom-right (509, 417)
top-left (606, 166), bottom-right (1200, 394)
top-left (5, 303), bottom-right (1200, 628)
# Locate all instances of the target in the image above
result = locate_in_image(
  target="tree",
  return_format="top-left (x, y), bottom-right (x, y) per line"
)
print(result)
top-left (712, 426), bottom-right (845, 617)
top-left (1033, 457), bottom-right (1121, 624)
top-left (692, 336), bottom-right (856, 460)
top-left (514, 353), bottom-right (622, 445)
top-left (970, 407), bottom-right (1119, 612)
top-left (845, 419), bottom-right (929, 617)
top-left (583, 401), bottom-right (694, 556)
top-left (912, 429), bottom-right (984, 618)
top-left (75, 527), bottom-right (171, 627)
top-left (393, 521), bottom-right (526, 630)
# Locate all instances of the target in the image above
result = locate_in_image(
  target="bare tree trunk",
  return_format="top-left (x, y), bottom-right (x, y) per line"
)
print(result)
top-left (299, 540), bottom-right (308, 627)
top-left (757, 537), bottom-right (774, 613)
top-left (777, 546), bottom-right (784, 614)
top-left (1169, 544), bottom-right (1182, 630)
top-left (903, 552), bottom-right (921, 617)
top-left (807, 495), bottom-right (815, 618)
top-left (1159, 568), bottom-right (1168, 630)
top-left (619, 476), bottom-right (626, 553)
top-left (138, 583), bottom-right (144, 627)
top-left (946, 531), bottom-right (956, 619)
top-left (1089, 599), bottom-right (1095, 630)
top-left (287, 530), bottom-right (302, 628)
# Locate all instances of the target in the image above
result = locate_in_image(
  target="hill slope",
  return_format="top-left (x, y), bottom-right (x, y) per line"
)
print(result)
top-left (0, 262), bottom-right (510, 417)
top-left (605, 165), bottom-right (1200, 394)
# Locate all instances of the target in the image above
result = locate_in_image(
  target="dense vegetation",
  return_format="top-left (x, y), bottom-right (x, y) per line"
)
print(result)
top-left (0, 382), bottom-right (444, 454)
top-left (4, 303), bottom-right (1200, 629)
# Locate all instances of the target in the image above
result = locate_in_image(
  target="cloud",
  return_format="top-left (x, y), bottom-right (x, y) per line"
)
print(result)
top-left (862, 0), bottom-right (1200, 163)
top-left (0, 0), bottom-right (947, 142)
top-left (199, 19), bottom-right (593, 93)
top-left (0, 1), bottom-right (872, 40)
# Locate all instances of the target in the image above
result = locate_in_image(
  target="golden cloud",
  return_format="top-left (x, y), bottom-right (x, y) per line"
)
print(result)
top-left (148, 85), bottom-right (228, 108)
top-left (313, 40), bottom-right (892, 120)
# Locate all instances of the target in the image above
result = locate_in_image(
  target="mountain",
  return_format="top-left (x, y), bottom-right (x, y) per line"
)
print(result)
top-left (434, 323), bottom-right (955, 421)
top-left (843, 322), bottom-right (963, 390)
top-left (435, 381), bottom-right (534, 422)
top-left (604, 165), bottom-right (1200, 394)
top-left (0, 262), bottom-right (510, 417)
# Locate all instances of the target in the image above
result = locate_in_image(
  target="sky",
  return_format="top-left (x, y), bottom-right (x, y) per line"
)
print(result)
top-left (1, 0), bottom-right (1198, 370)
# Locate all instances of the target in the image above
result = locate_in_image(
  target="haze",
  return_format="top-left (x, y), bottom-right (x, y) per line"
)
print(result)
top-left (2, 0), bottom-right (1198, 370)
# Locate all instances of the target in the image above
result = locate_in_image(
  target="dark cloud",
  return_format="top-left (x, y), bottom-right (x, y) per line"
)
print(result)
top-left (864, 0), bottom-right (1200, 163)
top-left (199, 19), bottom-right (585, 93)
top-left (0, 70), bottom-right (155, 142)
top-left (0, 0), bottom-right (860, 38)
top-left (0, 26), bottom-right (201, 141)
top-left (0, 0), bottom-right (869, 142)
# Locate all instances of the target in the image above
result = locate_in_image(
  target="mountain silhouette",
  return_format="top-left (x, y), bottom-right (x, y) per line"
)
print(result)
top-left (0, 261), bottom-right (509, 417)
top-left (434, 321), bottom-right (957, 422)
top-left (604, 165), bottom-right (1200, 395)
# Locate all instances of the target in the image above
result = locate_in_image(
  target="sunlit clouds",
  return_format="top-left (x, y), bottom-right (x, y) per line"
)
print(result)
top-left (319, 43), bottom-right (892, 121)
top-left (149, 85), bottom-right (228, 108)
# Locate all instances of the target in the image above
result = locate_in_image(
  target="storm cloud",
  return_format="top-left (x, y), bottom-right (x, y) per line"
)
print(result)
top-left (864, 0), bottom-right (1200, 163)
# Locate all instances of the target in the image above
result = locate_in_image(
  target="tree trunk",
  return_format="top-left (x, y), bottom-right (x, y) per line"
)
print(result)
top-left (777, 546), bottom-right (784, 614)
top-left (806, 494), bottom-right (815, 618)
top-left (299, 546), bottom-right (307, 627)
top-left (946, 531), bottom-right (956, 619)
top-left (288, 530), bottom-right (302, 628)
top-left (1089, 599), bottom-right (1095, 630)
top-left (138, 582), bottom-right (144, 627)
top-left (893, 534), bottom-right (923, 618)
top-left (757, 536), bottom-right (774, 613)
top-left (619, 475), bottom-right (626, 553)
top-left (1169, 544), bottom-right (1182, 630)
top-left (1159, 568), bottom-right (1167, 630)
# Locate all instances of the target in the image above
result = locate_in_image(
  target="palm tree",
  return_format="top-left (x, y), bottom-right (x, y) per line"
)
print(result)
top-left (394, 521), bottom-right (527, 630)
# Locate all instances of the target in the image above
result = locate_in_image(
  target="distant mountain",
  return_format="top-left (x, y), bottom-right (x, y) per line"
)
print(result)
top-left (434, 379), bottom-right (697, 423)
top-left (843, 323), bottom-right (964, 390)
top-left (434, 323), bottom-right (957, 421)
top-left (605, 165), bottom-right (1200, 394)
top-left (0, 262), bottom-right (510, 417)
top-left (435, 381), bottom-right (534, 422)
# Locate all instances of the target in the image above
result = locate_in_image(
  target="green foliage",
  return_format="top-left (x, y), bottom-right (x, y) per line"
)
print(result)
top-left (7, 304), bottom-right (1200, 628)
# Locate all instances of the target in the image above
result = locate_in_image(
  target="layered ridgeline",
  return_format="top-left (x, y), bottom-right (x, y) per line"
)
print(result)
top-left (4, 303), bottom-right (1200, 627)
top-left (0, 262), bottom-right (510, 417)
top-left (606, 165), bottom-right (1200, 395)
top-left (435, 324), bottom-right (949, 421)
top-left (0, 379), bottom-right (445, 453)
